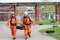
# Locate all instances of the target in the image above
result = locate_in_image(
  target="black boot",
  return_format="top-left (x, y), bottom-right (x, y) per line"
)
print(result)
top-left (28, 34), bottom-right (31, 37)
top-left (28, 33), bottom-right (31, 37)
top-left (13, 37), bottom-right (16, 40)
top-left (25, 37), bottom-right (28, 39)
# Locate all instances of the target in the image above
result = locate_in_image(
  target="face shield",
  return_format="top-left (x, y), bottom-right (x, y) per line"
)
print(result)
top-left (11, 14), bottom-right (15, 18)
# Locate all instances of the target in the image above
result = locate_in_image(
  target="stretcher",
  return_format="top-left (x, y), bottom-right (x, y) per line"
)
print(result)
top-left (16, 25), bottom-right (24, 30)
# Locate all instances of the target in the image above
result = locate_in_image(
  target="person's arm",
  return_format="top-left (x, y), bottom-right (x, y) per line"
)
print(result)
top-left (22, 18), bottom-right (27, 27)
top-left (7, 19), bottom-right (10, 27)
top-left (22, 18), bottom-right (25, 26)
top-left (16, 19), bottom-right (18, 26)
top-left (30, 17), bottom-right (35, 26)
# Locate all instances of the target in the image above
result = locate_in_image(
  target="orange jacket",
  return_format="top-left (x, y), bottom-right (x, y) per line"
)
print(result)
top-left (7, 18), bottom-right (18, 27)
top-left (22, 17), bottom-right (35, 26)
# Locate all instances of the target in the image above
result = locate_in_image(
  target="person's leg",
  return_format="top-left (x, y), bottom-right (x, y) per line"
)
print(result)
top-left (24, 29), bottom-right (28, 39)
top-left (28, 26), bottom-right (31, 37)
top-left (13, 26), bottom-right (16, 39)
top-left (11, 27), bottom-right (14, 38)
top-left (11, 26), bottom-right (16, 39)
top-left (11, 29), bottom-right (14, 37)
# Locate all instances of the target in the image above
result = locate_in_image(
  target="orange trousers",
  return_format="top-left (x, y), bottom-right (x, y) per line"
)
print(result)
top-left (24, 25), bottom-right (31, 37)
top-left (10, 26), bottom-right (16, 38)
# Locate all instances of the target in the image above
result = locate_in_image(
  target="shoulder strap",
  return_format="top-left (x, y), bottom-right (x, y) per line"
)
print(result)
top-left (15, 18), bottom-right (16, 22)
top-left (10, 17), bottom-right (16, 23)
top-left (10, 17), bottom-right (12, 24)
top-left (28, 17), bottom-right (32, 22)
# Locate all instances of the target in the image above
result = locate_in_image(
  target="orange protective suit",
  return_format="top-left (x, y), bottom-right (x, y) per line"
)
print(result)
top-left (22, 16), bottom-right (35, 39)
top-left (7, 18), bottom-right (18, 38)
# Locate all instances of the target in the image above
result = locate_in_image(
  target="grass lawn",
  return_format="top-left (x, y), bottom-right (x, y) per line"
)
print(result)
top-left (35, 19), bottom-right (52, 25)
top-left (39, 27), bottom-right (60, 40)
top-left (0, 20), bottom-right (6, 22)
top-left (18, 21), bottom-right (22, 25)
top-left (18, 19), bottom-right (60, 25)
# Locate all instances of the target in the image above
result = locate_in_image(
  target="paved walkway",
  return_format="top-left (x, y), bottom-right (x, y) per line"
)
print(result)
top-left (0, 22), bottom-right (58, 40)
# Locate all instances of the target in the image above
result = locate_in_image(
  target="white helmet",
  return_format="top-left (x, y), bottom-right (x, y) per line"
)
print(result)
top-left (11, 14), bottom-right (15, 17)
top-left (24, 12), bottom-right (28, 16)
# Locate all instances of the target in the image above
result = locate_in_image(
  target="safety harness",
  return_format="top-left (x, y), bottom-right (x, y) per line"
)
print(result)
top-left (23, 16), bottom-right (32, 25)
top-left (10, 17), bottom-right (17, 26)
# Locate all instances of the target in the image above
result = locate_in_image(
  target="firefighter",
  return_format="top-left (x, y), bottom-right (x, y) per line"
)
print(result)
top-left (7, 14), bottom-right (18, 40)
top-left (22, 12), bottom-right (35, 39)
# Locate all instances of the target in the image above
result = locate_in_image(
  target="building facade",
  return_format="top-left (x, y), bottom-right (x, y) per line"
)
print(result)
top-left (0, 3), bottom-right (60, 22)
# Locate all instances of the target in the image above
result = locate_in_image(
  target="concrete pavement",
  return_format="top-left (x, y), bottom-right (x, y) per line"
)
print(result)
top-left (0, 22), bottom-right (57, 40)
